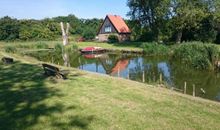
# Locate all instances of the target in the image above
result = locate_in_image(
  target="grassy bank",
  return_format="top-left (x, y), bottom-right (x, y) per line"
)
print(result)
top-left (0, 41), bottom-right (143, 52)
top-left (0, 52), bottom-right (220, 130)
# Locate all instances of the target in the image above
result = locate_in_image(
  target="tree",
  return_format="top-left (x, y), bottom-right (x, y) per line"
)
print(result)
top-left (127, 0), bottom-right (172, 42)
top-left (127, 0), bottom-right (220, 43)
top-left (171, 0), bottom-right (209, 43)
top-left (0, 16), bottom-right (19, 40)
top-left (82, 28), bottom-right (96, 40)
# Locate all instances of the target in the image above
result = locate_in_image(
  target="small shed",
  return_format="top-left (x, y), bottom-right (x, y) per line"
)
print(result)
top-left (97, 15), bottom-right (131, 42)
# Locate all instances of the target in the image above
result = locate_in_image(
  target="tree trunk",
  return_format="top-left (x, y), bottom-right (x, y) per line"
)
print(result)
top-left (60, 22), bottom-right (70, 46)
top-left (176, 30), bottom-right (182, 44)
top-left (60, 22), bottom-right (70, 67)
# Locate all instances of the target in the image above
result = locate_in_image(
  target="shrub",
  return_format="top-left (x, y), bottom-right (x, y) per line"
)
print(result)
top-left (5, 46), bottom-right (17, 53)
top-left (82, 28), bottom-right (96, 40)
top-left (173, 42), bottom-right (219, 70)
top-left (108, 35), bottom-right (119, 43)
top-left (36, 42), bottom-right (49, 49)
top-left (141, 42), bottom-right (170, 55)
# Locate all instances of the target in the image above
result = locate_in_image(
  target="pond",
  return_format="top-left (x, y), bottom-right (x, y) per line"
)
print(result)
top-left (25, 50), bottom-right (220, 102)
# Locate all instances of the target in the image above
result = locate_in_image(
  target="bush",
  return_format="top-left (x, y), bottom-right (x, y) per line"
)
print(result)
top-left (141, 42), bottom-right (170, 55)
top-left (108, 34), bottom-right (119, 43)
top-left (82, 28), bottom-right (96, 40)
top-left (5, 46), bottom-right (17, 53)
top-left (36, 42), bottom-right (49, 49)
top-left (173, 42), bottom-right (219, 69)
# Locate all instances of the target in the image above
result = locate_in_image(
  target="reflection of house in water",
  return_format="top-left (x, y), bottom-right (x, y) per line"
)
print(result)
top-left (110, 60), bottom-right (129, 75)
top-left (97, 54), bottom-right (129, 75)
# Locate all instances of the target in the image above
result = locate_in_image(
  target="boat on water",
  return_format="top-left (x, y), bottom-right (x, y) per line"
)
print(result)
top-left (80, 47), bottom-right (105, 54)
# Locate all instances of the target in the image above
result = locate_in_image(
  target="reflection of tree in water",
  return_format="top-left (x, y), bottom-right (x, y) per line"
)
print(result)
top-left (128, 56), bottom-right (171, 83)
top-left (169, 59), bottom-right (220, 100)
top-left (24, 47), bottom-right (81, 68)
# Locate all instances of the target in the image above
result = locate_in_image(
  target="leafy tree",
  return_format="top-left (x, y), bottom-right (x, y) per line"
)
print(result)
top-left (127, 0), bottom-right (220, 43)
top-left (0, 16), bottom-right (20, 40)
top-left (127, 0), bottom-right (172, 42)
top-left (82, 28), bottom-right (96, 40)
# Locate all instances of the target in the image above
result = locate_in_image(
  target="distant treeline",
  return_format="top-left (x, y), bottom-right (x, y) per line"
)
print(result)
top-left (0, 15), bottom-right (103, 41)
top-left (1, 0), bottom-right (220, 44)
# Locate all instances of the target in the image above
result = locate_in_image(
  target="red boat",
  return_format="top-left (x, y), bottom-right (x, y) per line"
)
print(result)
top-left (83, 54), bottom-right (103, 59)
top-left (80, 47), bottom-right (105, 53)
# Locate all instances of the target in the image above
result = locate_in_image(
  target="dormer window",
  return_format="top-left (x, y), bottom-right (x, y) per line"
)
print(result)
top-left (104, 26), bottom-right (111, 33)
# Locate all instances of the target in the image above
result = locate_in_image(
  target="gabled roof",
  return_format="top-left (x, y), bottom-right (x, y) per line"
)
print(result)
top-left (107, 15), bottom-right (131, 34)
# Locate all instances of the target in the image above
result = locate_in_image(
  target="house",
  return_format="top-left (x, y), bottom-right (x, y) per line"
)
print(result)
top-left (97, 15), bottom-right (131, 42)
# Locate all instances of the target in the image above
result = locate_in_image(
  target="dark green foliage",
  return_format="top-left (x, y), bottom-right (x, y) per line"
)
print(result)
top-left (215, 32), bottom-right (220, 44)
top-left (173, 42), bottom-right (219, 69)
top-left (127, 0), bottom-right (220, 43)
top-left (108, 35), bottom-right (119, 43)
top-left (82, 28), bottom-right (96, 40)
top-left (0, 15), bottom-right (102, 41)
top-left (5, 46), bottom-right (17, 53)
top-left (0, 16), bottom-right (20, 41)
top-left (141, 43), bottom-right (170, 55)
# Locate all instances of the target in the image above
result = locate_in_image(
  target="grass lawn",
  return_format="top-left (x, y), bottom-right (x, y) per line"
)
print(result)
top-left (0, 52), bottom-right (220, 130)
top-left (75, 42), bottom-right (143, 52)
top-left (0, 41), bottom-right (143, 52)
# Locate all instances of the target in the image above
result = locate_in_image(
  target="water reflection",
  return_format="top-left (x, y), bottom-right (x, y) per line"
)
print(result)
top-left (25, 51), bottom-right (220, 102)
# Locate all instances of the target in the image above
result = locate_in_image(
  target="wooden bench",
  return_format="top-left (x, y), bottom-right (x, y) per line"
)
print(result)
top-left (42, 64), bottom-right (69, 79)
top-left (2, 57), bottom-right (14, 64)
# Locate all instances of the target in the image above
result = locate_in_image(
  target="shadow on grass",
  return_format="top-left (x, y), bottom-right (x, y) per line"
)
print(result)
top-left (0, 62), bottom-right (94, 130)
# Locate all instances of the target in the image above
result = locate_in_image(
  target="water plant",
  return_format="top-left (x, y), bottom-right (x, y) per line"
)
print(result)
top-left (141, 42), bottom-right (170, 55)
top-left (173, 42), bottom-right (219, 70)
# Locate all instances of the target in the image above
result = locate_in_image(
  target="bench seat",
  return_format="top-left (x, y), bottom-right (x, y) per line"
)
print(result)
top-left (42, 64), bottom-right (69, 79)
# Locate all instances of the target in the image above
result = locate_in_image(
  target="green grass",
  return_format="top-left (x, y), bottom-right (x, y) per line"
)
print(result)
top-left (75, 42), bottom-right (143, 52)
top-left (0, 52), bottom-right (220, 130)
top-left (0, 41), bottom-right (144, 52)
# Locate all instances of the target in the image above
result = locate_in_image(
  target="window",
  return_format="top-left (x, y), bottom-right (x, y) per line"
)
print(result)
top-left (104, 26), bottom-right (111, 33)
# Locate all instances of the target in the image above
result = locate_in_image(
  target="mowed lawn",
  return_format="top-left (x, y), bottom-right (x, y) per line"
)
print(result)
top-left (0, 41), bottom-right (143, 52)
top-left (0, 52), bottom-right (220, 130)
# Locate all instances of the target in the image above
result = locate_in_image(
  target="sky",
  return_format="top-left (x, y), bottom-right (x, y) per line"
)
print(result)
top-left (0, 0), bottom-right (130, 19)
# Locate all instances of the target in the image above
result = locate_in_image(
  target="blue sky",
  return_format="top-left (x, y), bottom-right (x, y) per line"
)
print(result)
top-left (0, 0), bottom-right (129, 19)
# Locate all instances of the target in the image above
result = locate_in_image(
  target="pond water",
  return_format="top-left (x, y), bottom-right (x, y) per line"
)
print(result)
top-left (25, 50), bottom-right (220, 102)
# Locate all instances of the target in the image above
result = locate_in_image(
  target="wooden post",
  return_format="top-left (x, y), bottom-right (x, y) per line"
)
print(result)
top-left (142, 71), bottom-right (145, 82)
top-left (193, 84), bottom-right (196, 97)
top-left (160, 73), bottom-right (162, 83)
top-left (118, 68), bottom-right (120, 77)
top-left (127, 69), bottom-right (130, 79)
top-left (184, 82), bottom-right (187, 94)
